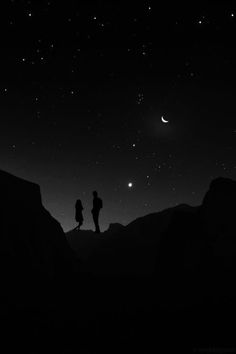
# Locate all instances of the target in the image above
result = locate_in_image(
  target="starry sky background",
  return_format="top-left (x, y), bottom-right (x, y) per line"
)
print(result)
top-left (0, 0), bottom-right (236, 232)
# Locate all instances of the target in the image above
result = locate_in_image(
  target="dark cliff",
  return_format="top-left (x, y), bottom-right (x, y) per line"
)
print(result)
top-left (0, 169), bottom-right (78, 310)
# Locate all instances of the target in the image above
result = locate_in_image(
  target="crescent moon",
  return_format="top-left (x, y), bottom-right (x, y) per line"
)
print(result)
top-left (161, 116), bottom-right (169, 124)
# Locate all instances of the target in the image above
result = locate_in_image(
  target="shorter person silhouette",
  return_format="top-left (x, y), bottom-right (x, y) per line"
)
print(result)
top-left (75, 199), bottom-right (84, 231)
top-left (91, 191), bottom-right (103, 233)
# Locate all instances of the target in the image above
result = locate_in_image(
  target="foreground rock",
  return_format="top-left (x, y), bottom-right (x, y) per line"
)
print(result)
top-left (0, 169), bottom-right (78, 311)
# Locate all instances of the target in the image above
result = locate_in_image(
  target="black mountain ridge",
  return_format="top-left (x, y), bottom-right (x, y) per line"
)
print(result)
top-left (1, 169), bottom-right (236, 352)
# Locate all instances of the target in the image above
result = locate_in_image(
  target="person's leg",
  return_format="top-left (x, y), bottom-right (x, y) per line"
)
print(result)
top-left (92, 213), bottom-right (97, 232)
top-left (80, 216), bottom-right (83, 227)
top-left (96, 213), bottom-right (100, 233)
top-left (94, 213), bottom-right (100, 233)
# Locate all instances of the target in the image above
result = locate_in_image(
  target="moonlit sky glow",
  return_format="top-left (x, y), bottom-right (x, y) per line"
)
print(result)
top-left (0, 1), bottom-right (236, 232)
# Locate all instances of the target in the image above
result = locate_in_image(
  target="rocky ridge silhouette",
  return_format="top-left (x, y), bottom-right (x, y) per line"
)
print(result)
top-left (67, 177), bottom-right (236, 309)
top-left (1, 169), bottom-right (236, 352)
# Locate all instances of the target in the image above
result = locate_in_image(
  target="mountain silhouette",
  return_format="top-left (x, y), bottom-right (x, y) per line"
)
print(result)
top-left (1, 169), bottom-right (236, 352)
top-left (67, 177), bottom-right (236, 282)
top-left (67, 177), bottom-right (236, 321)
top-left (0, 169), bottom-right (79, 315)
top-left (67, 204), bottom-right (198, 275)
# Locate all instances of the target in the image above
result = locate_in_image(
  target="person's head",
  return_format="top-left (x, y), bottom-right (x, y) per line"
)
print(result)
top-left (76, 199), bottom-right (82, 205)
top-left (93, 191), bottom-right (98, 197)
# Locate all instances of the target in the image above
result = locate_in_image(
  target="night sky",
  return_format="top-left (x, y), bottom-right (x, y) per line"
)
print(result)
top-left (1, 0), bottom-right (236, 232)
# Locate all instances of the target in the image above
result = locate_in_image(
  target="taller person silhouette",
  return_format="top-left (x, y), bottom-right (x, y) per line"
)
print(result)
top-left (91, 191), bottom-right (103, 233)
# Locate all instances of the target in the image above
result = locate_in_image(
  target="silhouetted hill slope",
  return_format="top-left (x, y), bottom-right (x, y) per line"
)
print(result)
top-left (158, 177), bottom-right (236, 309)
top-left (201, 177), bottom-right (236, 236)
top-left (1, 170), bottom-right (236, 352)
top-left (66, 224), bottom-right (127, 263)
top-left (67, 177), bottom-right (236, 310)
top-left (0, 169), bottom-right (78, 311)
top-left (67, 204), bottom-right (198, 275)
top-left (105, 222), bottom-right (125, 234)
top-left (66, 228), bottom-right (99, 261)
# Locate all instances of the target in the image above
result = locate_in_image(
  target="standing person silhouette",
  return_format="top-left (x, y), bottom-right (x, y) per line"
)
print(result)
top-left (91, 191), bottom-right (103, 233)
top-left (75, 199), bottom-right (84, 231)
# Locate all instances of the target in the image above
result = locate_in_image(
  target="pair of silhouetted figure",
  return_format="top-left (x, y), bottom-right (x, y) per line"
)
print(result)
top-left (75, 191), bottom-right (103, 233)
